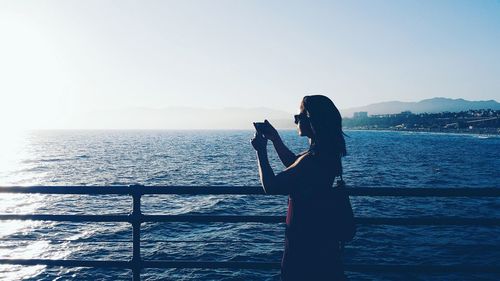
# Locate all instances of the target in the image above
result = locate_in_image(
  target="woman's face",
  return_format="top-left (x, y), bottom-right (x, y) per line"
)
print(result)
top-left (297, 107), bottom-right (313, 137)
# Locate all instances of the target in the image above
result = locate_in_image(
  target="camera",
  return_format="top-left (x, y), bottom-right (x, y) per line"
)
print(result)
top-left (253, 122), bottom-right (267, 134)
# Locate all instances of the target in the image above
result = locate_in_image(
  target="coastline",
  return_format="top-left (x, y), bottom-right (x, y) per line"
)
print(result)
top-left (344, 127), bottom-right (500, 136)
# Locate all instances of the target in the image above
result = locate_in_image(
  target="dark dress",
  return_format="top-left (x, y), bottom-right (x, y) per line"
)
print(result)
top-left (275, 151), bottom-right (348, 281)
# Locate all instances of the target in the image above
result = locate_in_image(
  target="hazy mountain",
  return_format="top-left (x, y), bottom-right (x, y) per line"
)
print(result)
top-left (68, 98), bottom-right (499, 129)
top-left (70, 106), bottom-right (295, 130)
top-left (341, 97), bottom-right (500, 117)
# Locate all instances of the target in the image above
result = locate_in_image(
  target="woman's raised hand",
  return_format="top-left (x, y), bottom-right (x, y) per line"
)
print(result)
top-left (251, 132), bottom-right (268, 152)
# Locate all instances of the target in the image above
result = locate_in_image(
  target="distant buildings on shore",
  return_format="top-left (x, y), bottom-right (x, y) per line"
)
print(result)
top-left (352, 111), bottom-right (368, 119)
top-left (343, 109), bottom-right (500, 134)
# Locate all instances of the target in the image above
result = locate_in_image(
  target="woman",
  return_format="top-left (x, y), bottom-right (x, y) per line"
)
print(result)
top-left (251, 95), bottom-right (348, 280)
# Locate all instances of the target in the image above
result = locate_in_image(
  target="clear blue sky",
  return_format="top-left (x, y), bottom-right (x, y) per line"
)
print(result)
top-left (0, 0), bottom-right (499, 129)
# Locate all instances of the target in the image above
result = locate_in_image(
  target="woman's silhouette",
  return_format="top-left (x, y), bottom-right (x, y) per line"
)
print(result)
top-left (251, 95), bottom-right (348, 280)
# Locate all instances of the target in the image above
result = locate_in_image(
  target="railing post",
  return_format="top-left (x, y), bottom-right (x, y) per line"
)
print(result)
top-left (129, 185), bottom-right (143, 281)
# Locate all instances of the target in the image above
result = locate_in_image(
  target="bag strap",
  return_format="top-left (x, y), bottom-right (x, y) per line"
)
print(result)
top-left (336, 158), bottom-right (345, 188)
top-left (338, 159), bottom-right (346, 252)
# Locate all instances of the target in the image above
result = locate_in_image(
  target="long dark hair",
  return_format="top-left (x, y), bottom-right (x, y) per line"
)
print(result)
top-left (301, 95), bottom-right (347, 160)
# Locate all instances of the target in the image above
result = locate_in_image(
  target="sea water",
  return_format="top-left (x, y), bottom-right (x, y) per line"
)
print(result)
top-left (0, 130), bottom-right (499, 280)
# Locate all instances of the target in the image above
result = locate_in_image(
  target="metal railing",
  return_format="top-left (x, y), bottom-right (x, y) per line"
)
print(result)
top-left (0, 185), bottom-right (499, 280)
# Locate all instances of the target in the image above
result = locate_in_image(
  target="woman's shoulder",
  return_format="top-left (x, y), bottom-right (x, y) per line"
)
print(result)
top-left (293, 149), bottom-right (340, 169)
top-left (296, 150), bottom-right (342, 177)
top-left (284, 152), bottom-right (314, 174)
top-left (298, 150), bottom-right (327, 162)
top-left (296, 150), bottom-right (314, 160)
top-left (292, 151), bottom-right (319, 169)
top-left (296, 150), bottom-right (311, 158)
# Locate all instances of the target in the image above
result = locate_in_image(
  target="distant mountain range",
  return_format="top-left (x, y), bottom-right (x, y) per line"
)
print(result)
top-left (71, 106), bottom-right (296, 130)
top-left (340, 97), bottom-right (500, 117)
top-left (69, 98), bottom-right (499, 129)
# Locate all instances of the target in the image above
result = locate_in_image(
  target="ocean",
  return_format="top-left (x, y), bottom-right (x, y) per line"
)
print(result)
top-left (0, 130), bottom-right (499, 280)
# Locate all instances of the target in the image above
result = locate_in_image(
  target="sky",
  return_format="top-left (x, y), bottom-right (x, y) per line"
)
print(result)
top-left (0, 0), bottom-right (499, 129)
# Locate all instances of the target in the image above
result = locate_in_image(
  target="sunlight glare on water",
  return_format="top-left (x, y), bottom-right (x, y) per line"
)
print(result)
top-left (0, 130), bottom-right (55, 280)
top-left (0, 130), bottom-right (31, 185)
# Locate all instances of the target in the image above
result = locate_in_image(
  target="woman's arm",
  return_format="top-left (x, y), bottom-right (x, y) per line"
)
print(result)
top-left (271, 135), bottom-right (298, 168)
top-left (251, 132), bottom-right (282, 194)
top-left (256, 149), bottom-right (280, 194)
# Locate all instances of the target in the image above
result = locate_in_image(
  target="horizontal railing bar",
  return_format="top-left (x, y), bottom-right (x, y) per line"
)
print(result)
top-left (0, 186), bottom-right (499, 197)
top-left (143, 260), bottom-right (278, 270)
top-left (0, 238), bottom-right (284, 244)
top-left (0, 259), bottom-right (130, 269)
top-left (0, 214), bottom-right (129, 222)
top-left (189, 215), bottom-right (480, 226)
top-left (142, 186), bottom-right (264, 195)
top-left (143, 215), bottom-right (283, 223)
top-left (348, 187), bottom-right (500, 197)
top-left (345, 264), bottom-right (500, 273)
top-left (145, 215), bottom-right (500, 226)
top-left (356, 217), bottom-right (500, 226)
top-left (0, 238), bottom-right (134, 243)
top-left (0, 186), bottom-right (134, 195)
top-left (1, 214), bottom-right (498, 226)
top-left (141, 239), bottom-right (283, 244)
